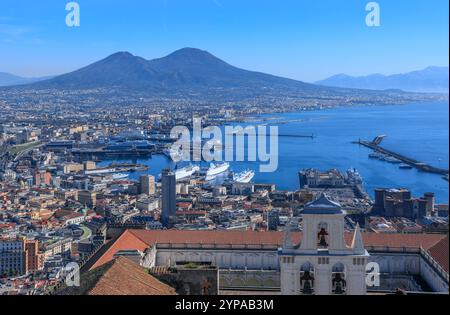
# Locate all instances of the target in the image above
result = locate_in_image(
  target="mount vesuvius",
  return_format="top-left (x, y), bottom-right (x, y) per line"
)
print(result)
top-left (25, 48), bottom-right (319, 92)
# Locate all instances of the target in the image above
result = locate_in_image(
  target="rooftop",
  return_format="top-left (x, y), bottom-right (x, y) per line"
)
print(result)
top-left (90, 229), bottom-right (448, 270)
top-left (58, 256), bottom-right (177, 295)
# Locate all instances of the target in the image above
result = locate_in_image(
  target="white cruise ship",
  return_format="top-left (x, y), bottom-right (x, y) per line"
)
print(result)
top-left (163, 146), bottom-right (183, 162)
top-left (205, 162), bottom-right (230, 181)
top-left (233, 170), bottom-right (255, 183)
top-left (175, 165), bottom-right (200, 181)
top-left (112, 173), bottom-right (129, 180)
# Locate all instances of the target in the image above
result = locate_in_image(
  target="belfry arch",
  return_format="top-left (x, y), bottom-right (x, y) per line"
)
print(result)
top-left (280, 193), bottom-right (369, 295)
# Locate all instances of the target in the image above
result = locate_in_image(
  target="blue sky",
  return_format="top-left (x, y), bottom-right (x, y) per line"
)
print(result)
top-left (0, 0), bottom-right (448, 81)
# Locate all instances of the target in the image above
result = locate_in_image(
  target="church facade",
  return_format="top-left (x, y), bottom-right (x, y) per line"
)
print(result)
top-left (88, 196), bottom-right (449, 295)
top-left (279, 194), bottom-right (369, 295)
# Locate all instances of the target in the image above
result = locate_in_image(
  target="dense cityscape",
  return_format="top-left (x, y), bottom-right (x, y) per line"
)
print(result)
top-left (0, 99), bottom-right (448, 295)
top-left (0, 0), bottom-right (448, 302)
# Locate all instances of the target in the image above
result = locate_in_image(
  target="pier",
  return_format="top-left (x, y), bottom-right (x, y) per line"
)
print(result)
top-left (225, 133), bottom-right (314, 138)
top-left (277, 134), bottom-right (314, 139)
top-left (355, 136), bottom-right (449, 176)
top-left (71, 148), bottom-right (154, 158)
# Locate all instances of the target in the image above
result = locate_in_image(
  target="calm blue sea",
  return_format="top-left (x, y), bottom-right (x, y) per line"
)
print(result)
top-left (100, 102), bottom-right (449, 203)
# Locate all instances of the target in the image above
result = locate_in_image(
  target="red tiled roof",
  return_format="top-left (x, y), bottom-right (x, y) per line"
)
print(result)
top-left (91, 230), bottom-right (447, 271)
top-left (427, 235), bottom-right (449, 273)
top-left (130, 229), bottom-right (289, 246)
top-left (91, 229), bottom-right (149, 270)
top-left (360, 232), bottom-right (445, 250)
top-left (88, 257), bottom-right (177, 295)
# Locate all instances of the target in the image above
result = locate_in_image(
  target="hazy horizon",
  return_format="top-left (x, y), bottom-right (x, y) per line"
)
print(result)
top-left (1, 49), bottom-right (449, 84)
top-left (0, 0), bottom-right (448, 81)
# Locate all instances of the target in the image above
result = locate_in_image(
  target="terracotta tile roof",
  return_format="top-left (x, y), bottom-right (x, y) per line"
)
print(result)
top-left (91, 230), bottom-right (447, 271)
top-left (130, 229), bottom-right (445, 250)
top-left (90, 229), bottom-right (149, 270)
top-left (130, 229), bottom-right (287, 247)
top-left (426, 235), bottom-right (449, 273)
top-left (359, 233), bottom-right (446, 250)
top-left (88, 257), bottom-right (177, 295)
top-left (61, 256), bottom-right (176, 295)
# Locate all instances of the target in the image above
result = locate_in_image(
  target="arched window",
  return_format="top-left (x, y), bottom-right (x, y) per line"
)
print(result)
top-left (332, 262), bottom-right (347, 295)
top-left (317, 222), bottom-right (329, 248)
top-left (300, 262), bottom-right (315, 295)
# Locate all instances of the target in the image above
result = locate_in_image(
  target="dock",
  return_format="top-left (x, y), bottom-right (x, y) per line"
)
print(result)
top-left (355, 136), bottom-right (449, 176)
top-left (225, 133), bottom-right (314, 139)
top-left (278, 134), bottom-right (315, 139)
top-left (71, 148), bottom-right (154, 158)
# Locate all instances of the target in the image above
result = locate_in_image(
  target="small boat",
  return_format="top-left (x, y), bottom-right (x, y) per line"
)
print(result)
top-left (399, 164), bottom-right (413, 169)
top-left (385, 156), bottom-right (402, 164)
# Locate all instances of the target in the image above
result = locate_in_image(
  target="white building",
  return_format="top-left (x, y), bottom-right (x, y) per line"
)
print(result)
top-left (88, 195), bottom-right (448, 294)
top-left (279, 194), bottom-right (369, 295)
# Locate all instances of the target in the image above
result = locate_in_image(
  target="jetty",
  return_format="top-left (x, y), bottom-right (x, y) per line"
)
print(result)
top-left (355, 136), bottom-right (449, 176)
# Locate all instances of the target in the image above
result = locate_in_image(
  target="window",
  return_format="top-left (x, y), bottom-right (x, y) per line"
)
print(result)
top-left (318, 257), bottom-right (329, 265)
top-left (317, 223), bottom-right (329, 248)
top-left (300, 262), bottom-right (315, 295)
top-left (332, 263), bottom-right (347, 295)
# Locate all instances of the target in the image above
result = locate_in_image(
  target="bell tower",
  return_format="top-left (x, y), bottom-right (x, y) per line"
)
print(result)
top-left (279, 193), bottom-right (369, 295)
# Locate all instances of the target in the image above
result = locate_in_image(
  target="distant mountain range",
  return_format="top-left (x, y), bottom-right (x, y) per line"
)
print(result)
top-left (22, 48), bottom-right (320, 93)
top-left (0, 72), bottom-right (53, 87)
top-left (316, 66), bottom-right (449, 93)
top-left (1, 48), bottom-right (446, 108)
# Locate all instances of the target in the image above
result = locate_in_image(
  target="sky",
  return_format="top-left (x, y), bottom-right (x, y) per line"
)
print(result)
top-left (0, 0), bottom-right (448, 82)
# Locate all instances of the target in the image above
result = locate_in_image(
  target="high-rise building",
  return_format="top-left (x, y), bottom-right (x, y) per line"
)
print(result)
top-left (140, 175), bottom-right (155, 196)
top-left (424, 192), bottom-right (435, 214)
top-left (161, 169), bottom-right (176, 225)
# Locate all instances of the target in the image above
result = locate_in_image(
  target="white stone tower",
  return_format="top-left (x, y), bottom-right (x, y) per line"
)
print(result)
top-left (279, 193), bottom-right (369, 295)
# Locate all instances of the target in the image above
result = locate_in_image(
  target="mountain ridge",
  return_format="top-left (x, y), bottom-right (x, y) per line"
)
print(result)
top-left (316, 66), bottom-right (449, 93)
top-left (0, 72), bottom-right (53, 87)
top-left (15, 48), bottom-right (325, 93)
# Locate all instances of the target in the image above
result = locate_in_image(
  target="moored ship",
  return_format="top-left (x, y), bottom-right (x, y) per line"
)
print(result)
top-left (174, 165), bottom-right (200, 181)
top-left (205, 162), bottom-right (230, 181)
top-left (112, 173), bottom-right (129, 180)
top-left (233, 169), bottom-right (255, 183)
top-left (346, 168), bottom-right (363, 185)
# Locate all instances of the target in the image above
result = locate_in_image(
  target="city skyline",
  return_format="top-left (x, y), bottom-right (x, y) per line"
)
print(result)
top-left (0, 0), bottom-right (448, 81)
top-left (0, 0), bottom-right (448, 299)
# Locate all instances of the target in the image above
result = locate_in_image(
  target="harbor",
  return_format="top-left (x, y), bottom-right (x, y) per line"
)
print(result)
top-left (96, 103), bottom-right (448, 204)
top-left (355, 136), bottom-right (449, 176)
